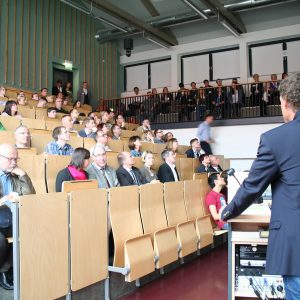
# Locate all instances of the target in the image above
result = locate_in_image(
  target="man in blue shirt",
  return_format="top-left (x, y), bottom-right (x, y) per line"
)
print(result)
top-left (197, 114), bottom-right (214, 155)
top-left (45, 126), bottom-right (74, 155)
top-left (0, 143), bottom-right (35, 290)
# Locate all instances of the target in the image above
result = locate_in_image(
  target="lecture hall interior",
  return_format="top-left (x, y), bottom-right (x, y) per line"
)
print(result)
top-left (0, 0), bottom-right (300, 299)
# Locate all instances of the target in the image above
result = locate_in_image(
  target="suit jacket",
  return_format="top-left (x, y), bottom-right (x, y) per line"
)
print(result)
top-left (86, 163), bottom-right (119, 189)
top-left (157, 163), bottom-right (180, 183)
top-left (116, 166), bottom-right (147, 186)
top-left (77, 88), bottom-right (90, 105)
top-left (78, 129), bottom-right (96, 139)
top-left (208, 165), bottom-right (223, 173)
top-left (197, 164), bottom-right (210, 173)
top-left (222, 111), bottom-right (300, 276)
top-left (139, 166), bottom-right (157, 184)
top-left (52, 86), bottom-right (67, 97)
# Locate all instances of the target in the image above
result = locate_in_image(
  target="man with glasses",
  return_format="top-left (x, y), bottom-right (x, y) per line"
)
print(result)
top-left (44, 126), bottom-right (74, 155)
top-left (154, 129), bottom-right (164, 144)
top-left (86, 144), bottom-right (119, 189)
top-left (0, 143), bottom-right (35, 290)
top-left (94, 130), bottom-right (112, 152)
top-left (54, 96), bottom-right (68, 114)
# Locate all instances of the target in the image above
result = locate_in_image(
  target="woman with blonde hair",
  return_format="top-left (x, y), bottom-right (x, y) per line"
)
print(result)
top-left (165, 138), bottom-right (179, 153)
top-left (140, 151), bottom-right (159, 183)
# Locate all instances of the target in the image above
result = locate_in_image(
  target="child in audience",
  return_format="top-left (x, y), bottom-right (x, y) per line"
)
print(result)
top-left (128, 136), bottom-right (142, 157)
top-left (1, 100), bottom-right (21, 118)
top-left (206, 172), bottom-right (228, 230)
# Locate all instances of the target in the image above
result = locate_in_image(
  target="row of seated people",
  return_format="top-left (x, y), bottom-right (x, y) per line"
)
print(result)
top-left (109, 73), bottom-right (287, 121)
top-left (0, 140), bottom-right (228, 290)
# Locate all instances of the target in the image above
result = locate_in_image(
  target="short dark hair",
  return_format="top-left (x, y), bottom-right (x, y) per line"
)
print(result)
top-left (40, 96), bottom-right (47, 101)
top-left (199, 154), bottom-right (209, 164)
top-left (179, 82), bottom-right (184, 88)
top-left (190, 138), bottom-right (198, 146)
top-left (41, 87), bottom-right (47, 92)
top-left (111, 124), bottom-right (120, 133)
top-left (70, 148), bottom-right (90, 169)
top-left (97, 123), bottom-right (108, 131)
top-left (47, 107), bottom-right (56, 114)
top-left (154, 129), bottom-right (162, 137)
top-left (52, 126), bottom-right (64, 141)
top-left (204, 114), bottom-right (213, 120)
top-left (203, 79), bottom-right (209, 84)
top-left (83, 117), bottom-right (94, 127)
top-left (57, 80), bottom-right (62, 84)
top-left (128, 136), bottom-right (141, 150)
top-left (61, 114), bottom-right (70, 120)
top-left (3, 100), bottom-right (17, 116)
top-left (208, 173), bottom-right (219, 189)
top-left (133, 86), bottom-right (139, 91)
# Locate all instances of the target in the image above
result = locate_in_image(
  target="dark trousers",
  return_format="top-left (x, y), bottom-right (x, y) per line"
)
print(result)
top-left (0, 227), bottom-right (12, 272)
top-left (200, 141), bottom-right (212, 155)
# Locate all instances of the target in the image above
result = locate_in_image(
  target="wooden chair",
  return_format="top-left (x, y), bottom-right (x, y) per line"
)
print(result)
top-left (193, 173), bottom-right (208, 180)
top-left (62, 180), bottom-right (98, 193)
top-left (17, 147), bottom-right (38, 155)
top-left (31, 132), bottom-right (52, 154)
top-left (140, 142), bottom-right (154, 153)
top-left (83, 137), bottom-right (95, 150)
top-left (17, 106), bottom-right (36, 119)
top-left (69, 189), bottom-right (108, 291)
top-left (109, 185), bottom-right (155, 282)
top-left (193, 158), bottom-right (200, 173)
top-left (133, 157), bottom-right (143, 169)
top-left (163, 181), bottom-right (198, 258)
top-left (45, 155), bottom-right (71, 193)
top-left (69, 136), bottom-right (84, 149)
top-left (139, 183), bottom-right (178, 269)
top-left (184, 180), bottom-right (213, 249)
top-left (19, 193), bottom-right (69, 299)
top-left (153, 143), bottom-right (166, 155)
top-left (35, 108), bottom-right (48, 120)
top-left (177, 145), bottom-right (190, 154)
top-left (127, 123), bottom-right (139, 131)
top-left (46, 121), bottom-right (62, 131)
top-left (122, 140), bottom-right (129, 151)
top-left (18, 154), bottom-right (47, 194)
top-left (0, 115), bottom-right (21, 130)
top-left (0, 130), bottom-right (15, 144)
top-left (72, 123), bottom-right (84, 132)
top-left (152, 155), bottom-right (164, 172)
top-left (22, 118), bottom-right (46, 130)
top-left (178, 158), bottom-right (193, 180)
top-left (107, 140), bottom-right (124, 152)
top-left (106, 152), bottom-right (119, 170)
top-left (121, 130), bottom-right (142, 139)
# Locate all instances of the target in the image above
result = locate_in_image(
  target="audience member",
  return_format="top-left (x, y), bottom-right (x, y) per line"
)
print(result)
top-left (97, 123), bottom-right (110, 136)
top-left (250, 73), bottom-right (265, 115)
top-left (52, 80), bottom-right (67, 97)
top-left (197, 154), bottom-right (211, 173)
top-left (142, 130), bottom-right (154, 143)
top-left (0, 143), bottom-right (35, 290)
top-left (99, 111), bottom-right (111, 129)
top-left (0, 86), bottom-right (8, 99)
top-left (209, 155), bottom-right (223, 172)
top-left (17, 92), bottom-right (27, 106)
top-left (111, 124), bottom-right (121, 140)
top-left (36, 97), bottom-right (47, 108)
top-left (40, 87), bottom-right (48, 98)
top-left (128, 136), bottom-right (142, 157)
top-left (140, 151), bottom-right (159, 184)
top-left (65, 81), bottom-right (73, 103)
top-left (115, 114), bottom-right (126, 130)
top-left (70, 108), bottom-right (80, 124)
top-left (55, 147), bottom-right (90, 192)
top-left (107, 108), bottom-right (115, 125)
top-left (47, 107), bottom-right (57, 119)
top-left (227, 78), bottom-right (245, 118)
top-left (61, 115), bottom-right (77, 133)
top-left (116, 152), bottom-right (146, 186)
top-left (157, 150), bottom-right (180, 183)
top-left (197, 114), bottom-right (214, 155)
top-left (165, 138), bottom-right (179, 153)
top-left (31, 93), bottom-right (39, 101)
top-left (267, 74), bottom-right (280, 105)
top-left (176, 82), bottom-right (191, 121)
top-left (136, 119), bottom-right (151, 132)
top-left (133, 86), bottom-right (140, 96)
top-left (45, 126), bottom-right (74, 155)
top-left (163, 131), bottom-right (174, 142)
top-left (186, 138), bottom-right (205, 158)
top-left (201, 79), bottom-right (214, 105)
top-left (212, 80), bottom-right (227, 119)
top-left (78, 118), bottom-right (96, 138)
top-left (157, 86), bottom-right (172, 115)
top-left (54, 97), bottom-right (69, 114)
top-left (281, 72), bottom-right (288, 79)
top-left (14, 126), bottom-right (30, 148)
top-left (94, 130), bottom-right (112, 152)
top-left (73, 100), bottom-right (82, 109)
top-left (77, 81), bottom-right (90, 105)
top-left (154, 129), bottom-right (164, 144)
top-left (86, 144), bottom-right (119, 189)
top-left (1, 101), bottom-right (21, 118)
top-left (206, 173), bottom-right (228, 230)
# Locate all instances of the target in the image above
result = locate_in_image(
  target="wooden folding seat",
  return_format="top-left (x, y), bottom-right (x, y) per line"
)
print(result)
top-left (22, 118), bottom-right (46, 130)
top-left (193, 173), bottom-right (208, 180)
top-left (46, 121), bottom-right (62, 131)
top-left (0, 115), bottom-right (21, 130)
top-left (31, 132), bottom-right (52, 154)
top-left (122, 140), bottom-right (129, 151)
top-left (133, 157), bottom-right (143, 169)
top-left (69, 136), bottom-right (84, 149)
top-left (184, 180), bottom-right (213, 249)
top-left (82, 104), bottom-right (92, 111)
top-left (193, 158), bottom-right (200, 173)
top-left (139, 183), bottom-right (178, 269)
top-left (72, 123), bottom-right (84, 132)
top-left (177, 145), bottom-right (190, 154)
top-left (0, 130), bottom-right (15, 144)
top-left (140, 142), bottom-right (154, 153)
top-left (107, 139), bottom-right (125, 153)
top-left (152, 155), bottom-right (164, 172)
top-left (17, 147), bottom-right (38, 155)
top-left (19, 193), bottom-right (69, 299)
top-left (18, 154), bottom-right (47, 194)
top-left (127, 123), bottom-right (139, 131)
top-left (17, 106), bottom-right (36, 119)
top-left (109, 186), bottom-right (155, 282)
top-left (45, 154), bottom-right (71, 193)
top-left (62, 180), bottom-right (98, 193)
top-left (106, 152), bottom-right (119, 170)
top-left (163, 182), bottom-right (198, 258)
top-left (35, 108), bottom-right (48, 120)
top-left (153, 143), bottom-right (166, 155)
top-left (121, 130), bottom-right (142, 139)
top-left (178, 158), bottom-right (193, 180)
top-left (83, 137), bottom-right (95, 150)
top-left (176, 153), bottom-right (187, 158)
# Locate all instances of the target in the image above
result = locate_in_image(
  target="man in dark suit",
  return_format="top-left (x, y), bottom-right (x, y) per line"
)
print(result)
top-left (52, 80), bottom-right (67, 97)
top-left (208, 155), bottom-right (223, 173)
top-left (157, 150), bottom-right (180, 183)
top-left (221, 73), bottom-right (300, 299)
top-left (186, 138), bottom-right (205, 158)
top-left (196, 154), bottom-right (211, 173)
top-left (116, 152), bottom-right (147, 186)
top-left (77, 81), bottom-right (90, 105)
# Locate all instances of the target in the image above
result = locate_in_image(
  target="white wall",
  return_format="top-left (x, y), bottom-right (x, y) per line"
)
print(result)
top-left (164, 122), bottom-right (283, 158)
top-left (120, 24), bottom-right (300, 96)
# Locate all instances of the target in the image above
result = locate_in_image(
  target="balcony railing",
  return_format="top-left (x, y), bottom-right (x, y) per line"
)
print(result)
top-left (99, 81), bottom-right (281, 124)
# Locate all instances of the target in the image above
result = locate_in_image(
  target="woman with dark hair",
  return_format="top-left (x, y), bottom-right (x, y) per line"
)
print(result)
top-left (73, 100), bottom-right (85, 116)
top-left (1, 100), bottom-right (21, 118)
top-left (55, 147), bottom-right (90, 192)
top-left (128, 135), bottom-right (142, 157)
top-left (65, 81), bottom-right (73, 102)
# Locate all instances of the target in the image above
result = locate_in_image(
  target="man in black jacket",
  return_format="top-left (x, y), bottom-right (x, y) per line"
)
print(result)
top-left (221, 74), bottom-right (300, 299)
top-left (185, 138), bottom-right (205, 158)
top-left (157, 150), bottom-right (180, 183)
top-left (116, 152), bottom-right (146, 186)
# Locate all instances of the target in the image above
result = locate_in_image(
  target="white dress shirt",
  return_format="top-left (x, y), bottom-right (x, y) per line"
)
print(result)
top-left (167, 163), bottom-right (179, 182)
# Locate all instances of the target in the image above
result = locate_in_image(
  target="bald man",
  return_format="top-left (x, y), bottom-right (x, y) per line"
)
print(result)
top-left (0, 143), bottom-right (35, 290)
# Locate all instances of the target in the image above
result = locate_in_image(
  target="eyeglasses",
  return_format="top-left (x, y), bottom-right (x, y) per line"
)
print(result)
top-left (0, 154), bottom-right (19, 163)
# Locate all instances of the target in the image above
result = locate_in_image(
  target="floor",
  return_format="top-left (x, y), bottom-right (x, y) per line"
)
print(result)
top-left (119, 245), bottom-right (228, 300)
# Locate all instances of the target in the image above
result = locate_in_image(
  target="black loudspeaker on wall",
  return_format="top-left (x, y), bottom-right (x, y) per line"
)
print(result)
top-left (124, 38), bottom-right (133, 57)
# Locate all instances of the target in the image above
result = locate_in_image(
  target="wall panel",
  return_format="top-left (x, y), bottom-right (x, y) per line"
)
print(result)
top-left (0, 0), bottom-right (121, 108)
